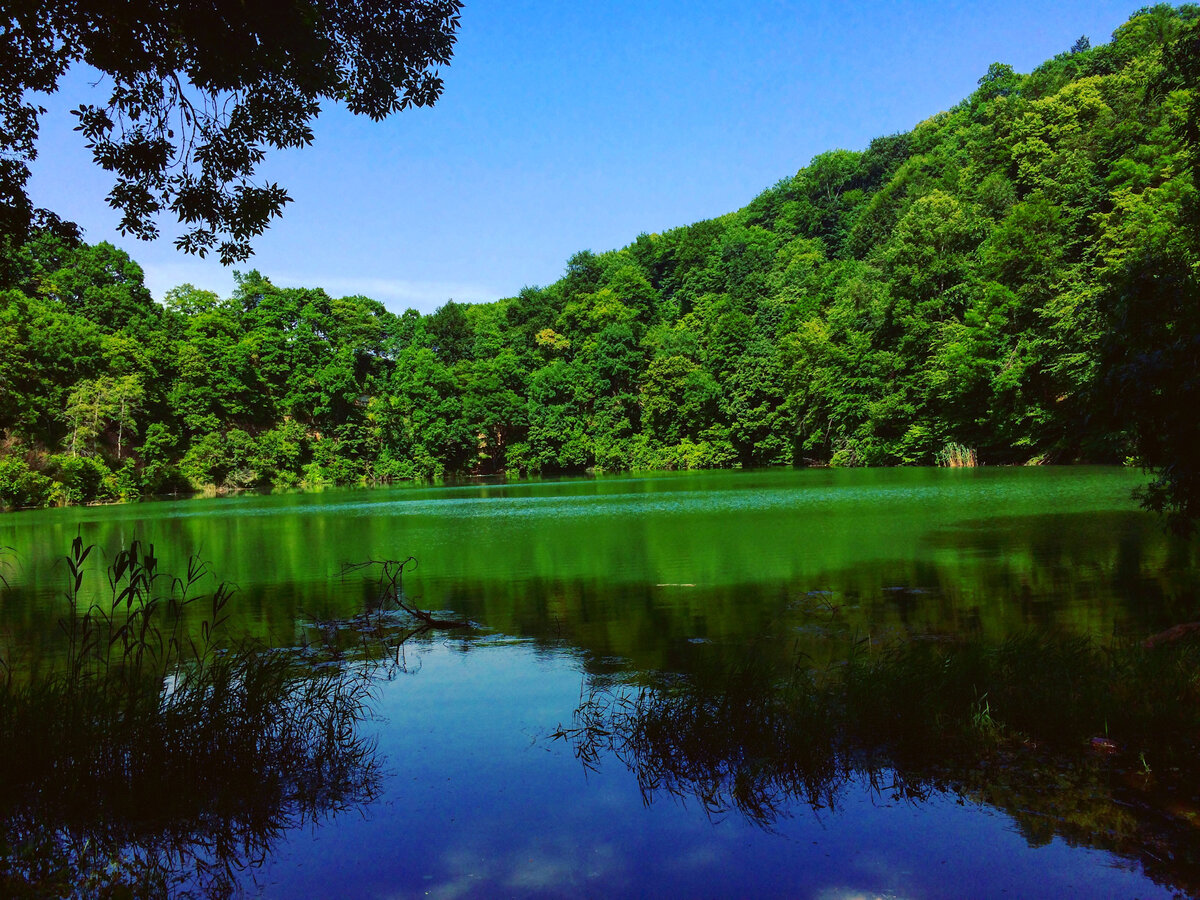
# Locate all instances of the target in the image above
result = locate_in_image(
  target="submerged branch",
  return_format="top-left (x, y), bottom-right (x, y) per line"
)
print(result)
top-left (341, 556), bottom-right (471, 629)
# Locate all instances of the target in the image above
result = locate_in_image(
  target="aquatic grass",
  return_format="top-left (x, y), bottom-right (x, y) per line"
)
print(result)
top-left (934, 442), bottom-right (978, 467)
top-left (0, 540), bottom-right (384, 899)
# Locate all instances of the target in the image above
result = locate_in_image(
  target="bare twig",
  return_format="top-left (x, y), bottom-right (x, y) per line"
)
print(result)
top-left (341, 557), bottom-right (470, 629)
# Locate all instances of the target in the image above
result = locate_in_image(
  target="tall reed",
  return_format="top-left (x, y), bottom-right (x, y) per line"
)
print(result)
top-left (935, 441), bottom-right (978, 467)
top-left (0, 539), bottom-right (383, 899)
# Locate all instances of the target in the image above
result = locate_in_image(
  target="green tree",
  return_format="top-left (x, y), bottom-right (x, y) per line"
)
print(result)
top-left (63, 377), bottom-right (116, 457)
top-left (425, 300), bottom-right (475, 365)
top-left (525, 360), bottom-right (592, 472)
top-left (885, 190), bottom-right (978, 303)
top-left (1096, 16), bottom-right (1200, 530)
top-left (109, 373), bottom-right (145, 459)
top-left (641, 355), bottom-right (720, 447)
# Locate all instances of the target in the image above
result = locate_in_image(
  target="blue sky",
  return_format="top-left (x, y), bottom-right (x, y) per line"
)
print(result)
top-left (26, 1), bottom-right (1141, 313)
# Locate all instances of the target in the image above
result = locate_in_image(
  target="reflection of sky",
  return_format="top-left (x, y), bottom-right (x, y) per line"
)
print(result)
top-left (253, 641), bottom-right (1172, 899)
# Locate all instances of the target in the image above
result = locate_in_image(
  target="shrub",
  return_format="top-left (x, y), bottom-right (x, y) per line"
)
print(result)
top-left (0, 457), bottom-right (54, 511)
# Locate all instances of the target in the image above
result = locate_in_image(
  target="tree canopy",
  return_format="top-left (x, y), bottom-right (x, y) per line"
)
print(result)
top-left (1, 0), bottom-right (463, 262)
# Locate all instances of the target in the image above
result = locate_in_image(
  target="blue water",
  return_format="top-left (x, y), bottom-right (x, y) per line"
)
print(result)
top-left (255, 639), bottom-right (1176, 899)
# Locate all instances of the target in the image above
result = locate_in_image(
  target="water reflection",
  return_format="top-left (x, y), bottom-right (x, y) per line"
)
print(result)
top-left (552, 640), bottom-right (1200, 897)
top-left (3, 469), bottom-right (1193, 655)
top-left (0, 546), bottom-right (466, 898)
top-left (1, 668), bottom-right (381, 899)
top-left (556, 657), bottom-right (1200, 897)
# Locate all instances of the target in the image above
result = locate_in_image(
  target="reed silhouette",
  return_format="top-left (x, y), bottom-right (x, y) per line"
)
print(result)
top-left (0, 539), bottom-right (392, 898)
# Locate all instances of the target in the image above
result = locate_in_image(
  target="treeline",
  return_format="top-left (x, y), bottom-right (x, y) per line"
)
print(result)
top-left (2, 4), bottom-right (1198, 511)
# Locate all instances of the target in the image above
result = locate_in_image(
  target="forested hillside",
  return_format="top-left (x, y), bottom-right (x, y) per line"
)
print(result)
top-left (2, 4), bottom-right (1198, 511)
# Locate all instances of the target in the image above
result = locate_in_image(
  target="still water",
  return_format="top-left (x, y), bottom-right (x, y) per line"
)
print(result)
top-left (1, 466), bottom-right (1197, 897)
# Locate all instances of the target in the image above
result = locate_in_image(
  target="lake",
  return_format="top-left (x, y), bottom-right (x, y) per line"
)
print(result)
top-left (1, 466), bottom-right (1197, 897)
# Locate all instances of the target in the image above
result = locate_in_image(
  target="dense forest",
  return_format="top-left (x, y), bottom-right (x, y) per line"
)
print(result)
top-left (2, 4), bottom-right (1198, 513)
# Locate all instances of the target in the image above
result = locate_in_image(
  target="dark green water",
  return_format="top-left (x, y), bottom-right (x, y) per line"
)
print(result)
top-left (1, 466), bottom-right (1197, 897)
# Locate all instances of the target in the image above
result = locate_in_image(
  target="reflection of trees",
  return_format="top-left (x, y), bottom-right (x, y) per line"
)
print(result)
top-left (354, 509), bottom-right (1197, 679)
top-left (0, 544), bottom-right (460, 898)
top-left (557, 668), bottom-right (864, 824)
top-left (554, 637), bottom-right (1200, 895)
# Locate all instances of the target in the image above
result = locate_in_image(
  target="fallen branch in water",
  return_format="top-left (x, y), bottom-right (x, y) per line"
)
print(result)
top-left (341, 557), bottom-right (471, 629)
top-left (401, 605), bottom-right (470, 629)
